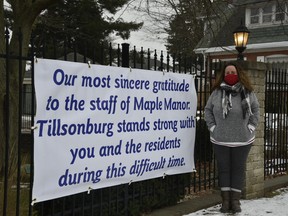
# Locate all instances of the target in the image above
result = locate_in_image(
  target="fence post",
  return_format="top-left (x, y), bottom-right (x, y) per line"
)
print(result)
top-left (121, 43), bottom-right (130, 68)
top-left (239, 61), bottom-right (267, 199)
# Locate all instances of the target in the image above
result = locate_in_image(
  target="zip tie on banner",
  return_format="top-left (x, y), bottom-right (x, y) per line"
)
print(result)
top-left (129, 67), bottom-right (132, 72)
top-left (129, 180), bottom-right (133, 185)
top-left (31, 198), bottom-right (36, 206)
top-left (163, 70), bottom-right (165, 76)
top-left (87, 186), bottom-right (93, 194)
top-left (35, 58), bottom-right (38, 63)
top-left (192, 168), bottom-right (197, 173)
top-left (163, 173), bottom-right (166, 179)
top-left (31, 125), bottom-right (37, 130)
top-left (88, 61), bottom-right (91, 68)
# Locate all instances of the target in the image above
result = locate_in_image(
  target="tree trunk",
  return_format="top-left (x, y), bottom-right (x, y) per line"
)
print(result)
top-left (0, 0), bottom-right (62, 179)
top-left (0, 0), bottom-right (5, 178)
top-left (0, 26), bottom-right (33, 179)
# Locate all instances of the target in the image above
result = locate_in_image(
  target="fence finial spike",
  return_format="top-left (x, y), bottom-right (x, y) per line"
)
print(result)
top-left (88, 61), bottom-right (91, 68)
top-left (87, 186), bottom-right (93, 194)
top-left (31, 198), bottom-right (36, 206)
top-left (31, 125), bottom-right (38, 130)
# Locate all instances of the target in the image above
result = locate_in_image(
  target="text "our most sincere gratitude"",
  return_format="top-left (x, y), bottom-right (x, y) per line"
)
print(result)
top-left (52, 69), bottom-right (190, 94)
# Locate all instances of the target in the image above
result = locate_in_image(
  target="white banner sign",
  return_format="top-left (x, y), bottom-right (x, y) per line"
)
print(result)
top-left (32, 58), bottom-right (197, 203)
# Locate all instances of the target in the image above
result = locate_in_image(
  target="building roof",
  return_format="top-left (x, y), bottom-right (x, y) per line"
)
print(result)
top-left (249, 25), bottom-right (288, 44)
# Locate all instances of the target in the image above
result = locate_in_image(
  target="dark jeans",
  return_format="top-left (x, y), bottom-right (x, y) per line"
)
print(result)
top-left (213, 144), bottom-right (252, 192)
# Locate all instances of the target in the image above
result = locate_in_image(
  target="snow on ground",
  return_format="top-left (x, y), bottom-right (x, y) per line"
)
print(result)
top-left (184, 187), bottom-right (288, 216)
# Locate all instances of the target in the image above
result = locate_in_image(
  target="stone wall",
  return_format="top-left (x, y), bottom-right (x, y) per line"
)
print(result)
top-left (239, 61), bottom-right (267, 199)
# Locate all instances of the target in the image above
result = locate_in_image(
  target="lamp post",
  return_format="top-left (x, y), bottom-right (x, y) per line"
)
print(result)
top-left (233, 22), bottom-right (250, 60)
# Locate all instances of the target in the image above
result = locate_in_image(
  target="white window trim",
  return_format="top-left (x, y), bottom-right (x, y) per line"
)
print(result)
top-left (266, 54), bottom-right (288, 63)
top-left (246, 2), bottom-right (288, 28)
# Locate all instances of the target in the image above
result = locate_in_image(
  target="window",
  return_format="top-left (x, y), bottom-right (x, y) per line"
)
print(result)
top-left (248, 2), bottom-right (287, 26)
top-left (250, 7), bottom-right (260, 24)
top-left (275, 3), bottom-right (286, 22)
top-left (263, 5), bottom-right (273, 23)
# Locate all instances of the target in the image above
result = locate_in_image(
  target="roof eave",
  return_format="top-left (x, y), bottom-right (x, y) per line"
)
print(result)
top-left (194, 41), bottom-right (288, 55)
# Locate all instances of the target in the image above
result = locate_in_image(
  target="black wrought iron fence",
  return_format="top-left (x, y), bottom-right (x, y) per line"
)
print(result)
top-left (6, 27), bottom-right (288, 216)
top-left (264, 63), bottom-right (288, 178)
top-left (1, 28), bottom-right (217, 216)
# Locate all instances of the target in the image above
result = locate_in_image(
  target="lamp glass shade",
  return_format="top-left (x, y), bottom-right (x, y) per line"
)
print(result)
top-left (234, 31), bottom-right (249, 48)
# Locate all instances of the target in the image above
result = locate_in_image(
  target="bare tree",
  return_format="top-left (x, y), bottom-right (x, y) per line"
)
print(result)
top-left (119, 0), bottom-right (235, 55)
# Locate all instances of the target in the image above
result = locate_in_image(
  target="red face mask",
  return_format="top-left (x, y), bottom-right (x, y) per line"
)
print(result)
top-left (224, 74), bottom-right (239, 86)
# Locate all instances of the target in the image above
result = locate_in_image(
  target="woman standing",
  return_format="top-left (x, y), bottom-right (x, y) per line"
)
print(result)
top-left (204, 62), bottom-right (260, 213)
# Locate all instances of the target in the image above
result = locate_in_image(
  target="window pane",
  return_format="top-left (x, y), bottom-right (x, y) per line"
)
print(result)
top-left (263, 15), bottom-right (272, 23)
top-left (276, 3), bottom-right (285, 21)
top-left (276, 13), bottom-right (284, 21)
top-left (276, 3), bottom-right (285, 12)
top-left (263, 5), bottom-right (272, 13)
top-left (250, 8), bottom-right (259, 24)
top-left (251, 8), bottom-right (259, 16)
top-left (251, 16), bottom-right (259, 24)
top-left (262, 5), bottom-right (272, 23)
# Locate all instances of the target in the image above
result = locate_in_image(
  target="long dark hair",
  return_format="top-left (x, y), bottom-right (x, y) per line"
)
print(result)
top-left (212, 62), bottom-right (254, 92)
